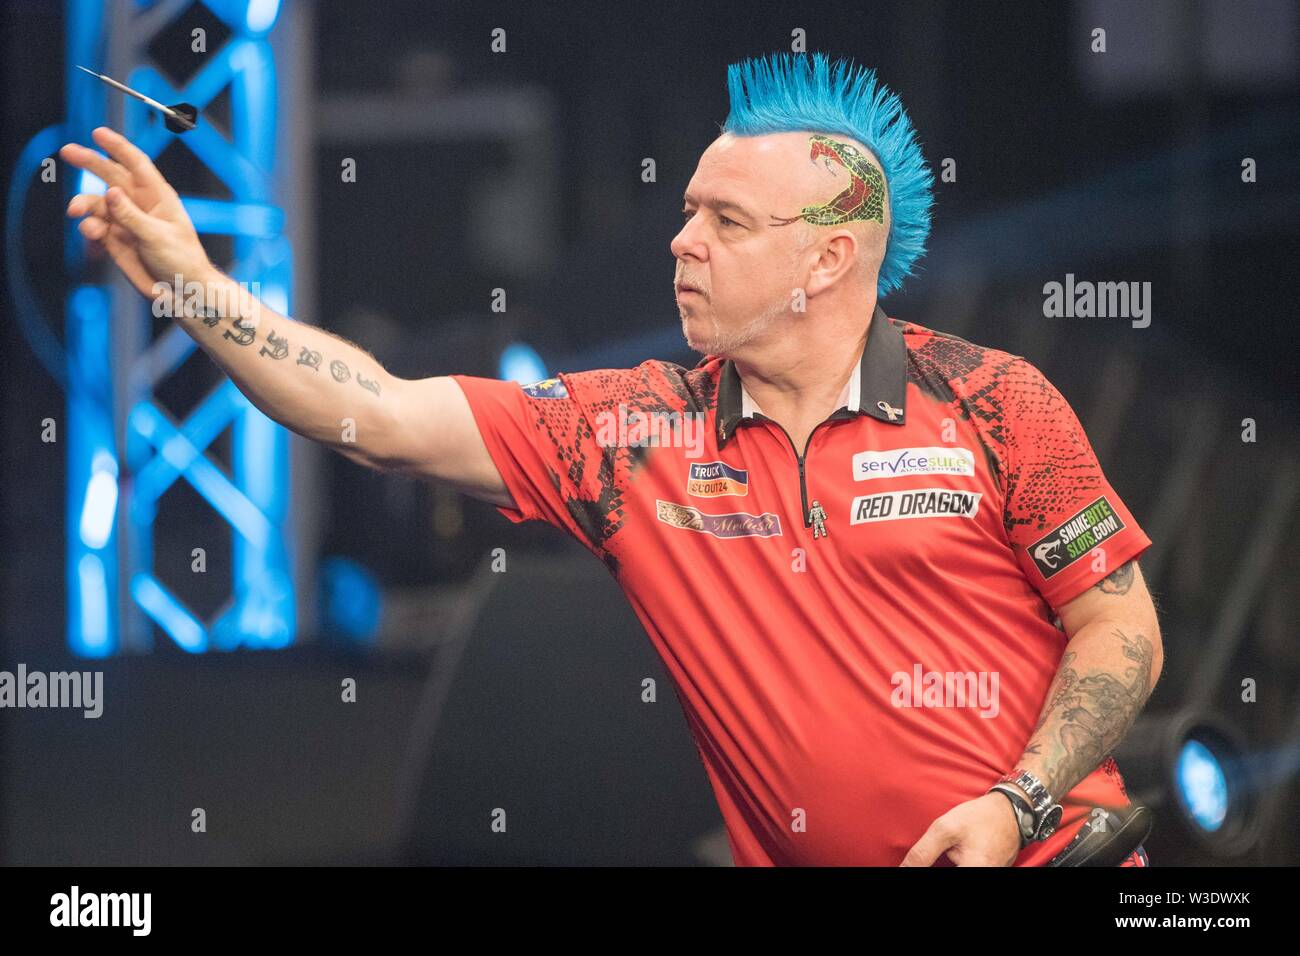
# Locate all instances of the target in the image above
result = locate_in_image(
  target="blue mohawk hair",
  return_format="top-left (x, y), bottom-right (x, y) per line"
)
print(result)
top-left (722, 52), bottom-right (934, 298)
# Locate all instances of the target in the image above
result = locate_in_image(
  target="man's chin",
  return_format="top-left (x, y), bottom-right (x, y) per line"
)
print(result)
top-left (680, 316), bottom-right (714, 356)
top-left (683, 332), bottom-right (712, 356)
top-left (681, 317), bottom-right (766, 360)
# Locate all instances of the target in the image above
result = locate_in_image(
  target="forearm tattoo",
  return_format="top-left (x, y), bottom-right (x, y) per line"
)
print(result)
top-left (203, 311), bottom-right (381, 396)
top-left (1024, 627), bottom-right (1155, 799)
top-left (222, 316), bottom-right (256, 346)
top-left (258, 329), bottom-right (289, 360)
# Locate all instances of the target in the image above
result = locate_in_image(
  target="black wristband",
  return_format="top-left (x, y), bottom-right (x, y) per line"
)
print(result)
top-left (989, 785), bottom-right (1032, 849)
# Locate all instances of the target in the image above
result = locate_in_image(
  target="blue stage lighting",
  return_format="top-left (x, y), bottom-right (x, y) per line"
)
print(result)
top-left (1176, 738), bottom-right (1230, 832)
top-left (79, 451), bottom-right (119, 550)
top-left (317, 557), bottom-right (382, 645)
top-left (498, 342), bottom-right (547, 384)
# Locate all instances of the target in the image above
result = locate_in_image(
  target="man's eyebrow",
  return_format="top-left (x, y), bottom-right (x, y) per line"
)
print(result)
top-left (681, 193), bottom-right (757, 220)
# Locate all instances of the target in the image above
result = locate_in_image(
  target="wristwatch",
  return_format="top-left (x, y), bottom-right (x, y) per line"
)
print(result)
top-left (988, 769), bottom-right (1063, 847)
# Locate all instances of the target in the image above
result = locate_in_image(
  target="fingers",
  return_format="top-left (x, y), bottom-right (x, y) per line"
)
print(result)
top-left (80, 219), bottom-right (163, 297)
top-left (898, 819), bottom-right (951, 867)
top-left (57, 142), bottom-right (130, 190)
top-left (102, 185), bottom-right (161, 242)
top-left (77, 215), bottom-right (110, 241)
top-left (92, 126), bottom-right (176, 197)
top-left (67, 193), bottom-right (108, 220)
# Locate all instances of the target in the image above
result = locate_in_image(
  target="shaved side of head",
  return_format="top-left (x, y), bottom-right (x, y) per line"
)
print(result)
top-left (720, 52), bottom-right (934, 298)
top-left (765, 131), bottom-right (892, 292)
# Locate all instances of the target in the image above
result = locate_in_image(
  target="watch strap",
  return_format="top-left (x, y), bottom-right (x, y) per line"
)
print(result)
top-left (995, 770), bottom-right (1063, 843)
top-left (988, 783), bottom-right (1033, 849)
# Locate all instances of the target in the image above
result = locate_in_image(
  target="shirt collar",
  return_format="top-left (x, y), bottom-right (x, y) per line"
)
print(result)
top-left (716, 302), bottom-right (907, 446)
top-left (740, 368), bottom-right (858, 419)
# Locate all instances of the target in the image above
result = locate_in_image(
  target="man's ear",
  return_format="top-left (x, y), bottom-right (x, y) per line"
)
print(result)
top-left (803, 228), bottom-right (861, 296)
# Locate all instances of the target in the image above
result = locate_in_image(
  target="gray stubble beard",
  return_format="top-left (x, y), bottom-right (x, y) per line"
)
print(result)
top-left (681, 282), bottom-right (798, 357)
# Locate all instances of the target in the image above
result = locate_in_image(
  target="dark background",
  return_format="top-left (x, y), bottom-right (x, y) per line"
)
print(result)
top-left (1, 0), bottom-right (1297, 865)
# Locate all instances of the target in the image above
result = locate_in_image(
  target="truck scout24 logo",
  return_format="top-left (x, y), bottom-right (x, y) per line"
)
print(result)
top-left (687, 461), bottom-right (749, 497)
top-left (853, 446), bottom-right (975, 480)
top-left (1029, 496), bottom-right (1126, 579)
top-left (656, 500), bottom-right (781, 539)
top-left (849, 488), bottom-right (982, 524)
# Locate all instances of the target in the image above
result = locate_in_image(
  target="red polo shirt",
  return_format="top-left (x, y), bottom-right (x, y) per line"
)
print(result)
top-left (451, 304), bottom-right (1152, 866)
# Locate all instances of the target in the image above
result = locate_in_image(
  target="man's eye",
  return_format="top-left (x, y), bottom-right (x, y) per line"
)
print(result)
top-left (680, 209), bottom-right (737, 228)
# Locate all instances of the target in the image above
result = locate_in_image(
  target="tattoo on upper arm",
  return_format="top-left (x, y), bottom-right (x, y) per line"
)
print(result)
top-left (1027, 628), bottom-right (1155, 797)
top-left (1093, 559), bottom-right (1136, 595)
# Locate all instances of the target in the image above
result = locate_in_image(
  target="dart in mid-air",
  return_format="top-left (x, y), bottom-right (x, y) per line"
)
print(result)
top-left (76, 65), bottom-right (198, 133)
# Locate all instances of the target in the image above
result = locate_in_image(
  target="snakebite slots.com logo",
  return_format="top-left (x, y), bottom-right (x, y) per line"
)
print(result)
top-left (1029, 496), bottom-right (1126, 579)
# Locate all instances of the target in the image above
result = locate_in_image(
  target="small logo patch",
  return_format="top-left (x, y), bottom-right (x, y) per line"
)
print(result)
top-left (656, 500), bottom-right (781, 539)
top-left (1029, 496), bottom-right (1126, 579)
top-left (521, 377), bottom-right (567, 399)
top-left (687, 461), bottom-right (749, 497)
top-left (853, 446), bottom-right (976, 481)
top-left (849, 488), bottom-right (983, 524)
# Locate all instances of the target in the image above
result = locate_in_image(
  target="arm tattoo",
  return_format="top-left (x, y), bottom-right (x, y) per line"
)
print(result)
top-left (208, 316), bottom-right (380, 398)
top-left (1025, 628), bottom-right (1154, 799)
top-left (222, 316), bottom-right (256, 346)
top-left (1093, 559), bottom-right (1136, 595)
top-left (258, 329), bottom-right (289, 360)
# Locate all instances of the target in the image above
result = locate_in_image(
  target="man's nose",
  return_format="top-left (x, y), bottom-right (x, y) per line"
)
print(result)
top-left (670, 219), bottom-right (706, 261)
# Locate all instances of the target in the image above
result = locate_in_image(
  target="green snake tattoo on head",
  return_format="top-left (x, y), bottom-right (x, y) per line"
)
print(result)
top-left (770, 134), bottom-right (886, 228)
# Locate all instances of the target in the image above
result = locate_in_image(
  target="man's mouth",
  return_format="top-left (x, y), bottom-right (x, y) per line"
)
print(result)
top-left (676, 281), bottom-right (704, 295)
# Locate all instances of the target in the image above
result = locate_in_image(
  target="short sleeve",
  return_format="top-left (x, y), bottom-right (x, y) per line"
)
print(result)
top-left (450, 373), bottom-right (611, 545)
top-left (1000, 358), bottom-right (1152, 607)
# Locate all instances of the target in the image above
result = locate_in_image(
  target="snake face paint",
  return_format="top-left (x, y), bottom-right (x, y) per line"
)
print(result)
top-left (770, 134), bottom-right (886, 228)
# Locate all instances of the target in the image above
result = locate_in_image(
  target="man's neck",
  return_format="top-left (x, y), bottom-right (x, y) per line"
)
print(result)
top-left (730, 299), bottom-right (876, 452)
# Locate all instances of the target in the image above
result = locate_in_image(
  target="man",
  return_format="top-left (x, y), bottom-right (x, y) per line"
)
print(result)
top-left (60, 51), bottom-right (1161, 866)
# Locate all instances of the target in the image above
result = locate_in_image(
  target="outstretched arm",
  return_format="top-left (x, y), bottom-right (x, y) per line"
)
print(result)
top-left (60, 126), bottom-right (513, 508)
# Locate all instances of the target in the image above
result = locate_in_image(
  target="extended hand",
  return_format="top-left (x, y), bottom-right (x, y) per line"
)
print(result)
top-left (899, 792), bottom-right (1023, 867)
top-left (59, 126), bottom-right (212, 301)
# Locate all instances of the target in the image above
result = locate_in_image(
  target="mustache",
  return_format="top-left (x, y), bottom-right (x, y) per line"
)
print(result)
top-left (675, 275), bottom-right (709, 294)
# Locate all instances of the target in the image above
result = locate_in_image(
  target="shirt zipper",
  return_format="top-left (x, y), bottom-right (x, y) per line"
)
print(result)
top-left (751, 408), bottom-right (852, 536)
top-left (769, 422), bottom-right (821, 530)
